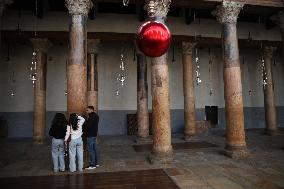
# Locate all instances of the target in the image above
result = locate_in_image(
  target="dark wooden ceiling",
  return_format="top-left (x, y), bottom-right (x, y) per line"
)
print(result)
top-left (6, 0), bottom-right (282, 23)
top-left (3, 0), bottom-right (282, 47)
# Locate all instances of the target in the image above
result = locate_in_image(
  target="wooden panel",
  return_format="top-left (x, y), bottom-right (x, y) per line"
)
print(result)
top-left (0, 169), bottom-right (179, 189)
top-left (0, 119), bottom-right (8, 137)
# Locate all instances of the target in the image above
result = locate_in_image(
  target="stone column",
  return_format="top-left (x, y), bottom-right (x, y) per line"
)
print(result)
top-left (65, 0), bottom-right (92, 115)
top-left (182, 41), bottom-right (197, 141)
top-left (30, 38), bottom-right (51, 144)
top-left (145, 0), bottom-right (173, 163)
top-left (87, 39), bottom-right (100, 113)
top-left (263, 46), bottom-right (278, 135)
top-left (136, 49), bottom-right (150, 142)
top-left (214, 1), bottom-right (248, 158)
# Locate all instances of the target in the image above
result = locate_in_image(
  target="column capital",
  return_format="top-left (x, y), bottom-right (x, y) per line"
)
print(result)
top-left (213, 0), bottom-right (244, 24)
top-left (65, 0), bottom-right (93, 16)
top-left (0, 0), bottom-right (13, 16)
top-left (263, 46), bottom-right (277, 59)
top-left (271, 11), bottom-right (284, 30)
top-left (87, 39), bottom-right (100, 54)
top-left (181, 41), bottom-right (196, 55)
top-left (278, 11), bottom-right (284, 30)
top-left (145, 0), bottom-right (171, 20)
top-left (30, 38), bottom-right (52, 53)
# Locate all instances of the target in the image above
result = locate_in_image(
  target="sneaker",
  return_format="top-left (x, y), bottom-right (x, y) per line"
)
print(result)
top-left (95, 164), bottom-right (100, 167)
top-left (85, 165), bottom-right (96, 170)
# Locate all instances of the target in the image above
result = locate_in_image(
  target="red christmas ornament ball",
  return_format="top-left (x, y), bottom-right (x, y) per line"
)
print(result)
top-left (136, 21), bottom-right (171, 57)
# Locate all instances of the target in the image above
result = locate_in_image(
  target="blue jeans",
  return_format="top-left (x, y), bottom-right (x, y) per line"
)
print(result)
top-left (87, 137), bottom-right (100, 166)
top-left (69, 137), bottom-right (83, 172)
top-left (51, 138), bottom-right (65, 172)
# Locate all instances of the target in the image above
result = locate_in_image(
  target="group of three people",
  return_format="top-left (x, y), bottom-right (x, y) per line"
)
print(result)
top-left (49, 106), bottom-right (100, 172)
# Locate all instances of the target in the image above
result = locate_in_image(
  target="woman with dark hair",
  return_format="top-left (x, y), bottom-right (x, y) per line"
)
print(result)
top-left (64, 113), bottom-right (85, 172)
top-left (49, 113), bottom-right (68, 172)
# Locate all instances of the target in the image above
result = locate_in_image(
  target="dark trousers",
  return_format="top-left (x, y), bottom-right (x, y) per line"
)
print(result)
top-left (87, 137), bottom-right (100, 166)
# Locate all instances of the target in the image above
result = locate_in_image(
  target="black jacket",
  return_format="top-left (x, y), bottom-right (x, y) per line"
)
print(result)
top-left (49, 124), bottom-right (67, 139)
top-left (84, 112), bottom-right (99, 137)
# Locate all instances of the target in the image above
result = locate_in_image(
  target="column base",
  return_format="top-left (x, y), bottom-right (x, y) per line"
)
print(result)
top-left (183, 134), bottom-right (197, 141)
top-left (135, 136), bottom-right (152, 144)
top-left (264, 129), bottom-right (279, 136)
top-left (148, 151), bottom-right (174, 164)
top-left (32, 137), bottom-right (47, 144)
top-left (221, 146), bottom-right (249, 159)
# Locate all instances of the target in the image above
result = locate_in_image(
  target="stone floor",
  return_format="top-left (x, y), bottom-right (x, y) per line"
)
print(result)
top-left (0, 129), bottom-right (284, 189)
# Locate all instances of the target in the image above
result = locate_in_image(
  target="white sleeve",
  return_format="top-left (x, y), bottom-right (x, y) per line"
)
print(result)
top-left (77, 116), bottom-right (85, 127)
top-left (64, 125), bottom-right (71, 141)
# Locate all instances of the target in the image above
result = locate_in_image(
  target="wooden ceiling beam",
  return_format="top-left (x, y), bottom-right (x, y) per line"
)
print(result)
top-left (95, 0), bottom-right (283, 8)
top-left (204, 0), bottom-right (284, 7)
top-left (2, 30), bottom-right (281, 49)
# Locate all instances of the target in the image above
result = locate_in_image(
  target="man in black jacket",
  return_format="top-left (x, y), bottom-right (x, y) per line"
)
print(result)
top-left (84, 106), bottom-right (100, 170)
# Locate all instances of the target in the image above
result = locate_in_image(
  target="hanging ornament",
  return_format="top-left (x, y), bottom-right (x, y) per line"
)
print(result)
top-left (65, 60), bottom-right (68, 96)
top-left (195, 47), bottom-right (201, 85)
top-left (273, 58), bottom-right (276, 66)
top-left (122, 0), bottom-right (129, 6)
top-left (29, 0), bottom-right (38, 87)
top-left (133, 47), bottom-right (136, 62)
top-left (172, 44), bottom-right (175, 62)
top-left (117, 53), bottom-right (126, 86)
top-left (208, 48), bottom-right (213, 96)
top-left (7, 46), bottom-right (16, 98)
top-left (115, 90), bottom-right (120, 96)
top-left (249, 90), bottom-right (252, 96)
top-left (10, 71), bottom-right (16, 97)
top-left (247, 31), bottom-right (252, 43)
top-left (261, 55), bottom-right (267, 89)
top-left (6, 43), bottom-right (10, 61)
top-left (114, 49), bottom-right (127, 96)
top-left (136, 21), bottom-right (171, 57)
top-left (29, 51), bottom-right (37, 87)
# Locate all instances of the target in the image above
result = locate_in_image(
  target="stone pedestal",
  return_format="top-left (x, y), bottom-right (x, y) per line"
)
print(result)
top-left (263, 46), bottom-right (278, 135)
top-left (87, 39), bottom-right (100, 113)
top-left (182, 41), bottom-right (197, 141)
top-left (65, 0), bottom-right (92, 115)
top-left (30, 38), bottom-right (51, 144)
top-left (214, 1), bottom-right (248, 158)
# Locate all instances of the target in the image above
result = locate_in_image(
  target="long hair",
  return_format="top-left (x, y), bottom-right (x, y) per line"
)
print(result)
top-left (69, 113), bottom-right (79, 131)
top-left (51, 113), bottom-right (67, 128)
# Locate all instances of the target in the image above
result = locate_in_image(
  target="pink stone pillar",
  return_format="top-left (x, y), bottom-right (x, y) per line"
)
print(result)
top-left (182, 41), bottom-right (197, 140)
top-left (263, 46), bottom-right (278, 135)
top-left (30, 38), bottom-right (51, 144)
top-left (145, 0), bottom-right (173, 163)
top-left (136, 50), bottom-right (150, 142)
top-left (87, 39), bottom-right (100, 113)
top-left (65, 0), bottom-right (92, 116)
top-left (214, 1), bottom-right (248, 158)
